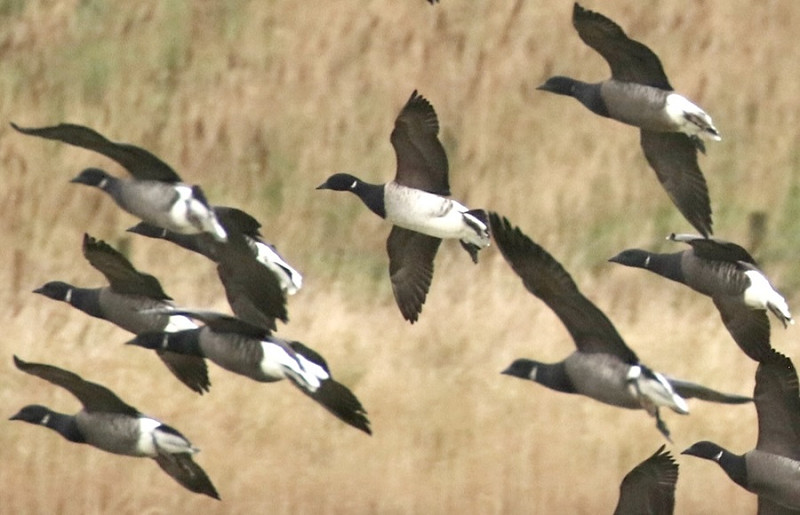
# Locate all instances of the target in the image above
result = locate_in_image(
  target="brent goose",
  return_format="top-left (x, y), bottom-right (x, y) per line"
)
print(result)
top-left (317, 90), bottom-right (490, 323)
top-left (10, 356), bottom-right (219, 499)
top-left (128, 206), bottom-right (302, 295)
top-left (11, 122), bottom-right (227, 241)
top-left (490, 213), bottom-right (751, 440)
top-left (126, 309), bottom-right (371, 435)
top-left (537, 3), bottom-right (719, 237)
top-left (609, 233), bottom-right (793, 361)
top-left (33, 234), bottom-right (210, 393)
top-left (683, 348), bottom-right (800, 511)
top-left (614, 445), bottom-right (678, 515)
top-left (128, 206), bottom-right (294, 330)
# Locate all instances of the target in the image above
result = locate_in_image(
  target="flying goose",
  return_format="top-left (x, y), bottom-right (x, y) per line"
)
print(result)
top-left (537, 3), bottom-right (719, 237)
top-left (317, 90), bottom-right (490, 323)
top-left (614, 445), bottom-right (678, 515)
top-left (33, 234), bottom-right (210, 393)
top-left (609, 233), bottom-right (793, 361)
top-left (11, 122), bottom-right (227, 241)
top-left (126, 309), bottom-right (371, 435)
top-left (128, 206), bottom-right (303, 295)
top-left (490, 213), bottom-right (751, 440)
top-left (10, 356), bottom-right (219, 499)
top-left (683, 348), bottom-right (800, 512)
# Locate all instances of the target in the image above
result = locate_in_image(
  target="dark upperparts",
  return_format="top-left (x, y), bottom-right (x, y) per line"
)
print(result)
top-left (537, 76), bottom-right (609, 117)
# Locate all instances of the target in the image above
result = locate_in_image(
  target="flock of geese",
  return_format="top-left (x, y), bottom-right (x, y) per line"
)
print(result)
top-left (9, 3), bottom-right (800, 513)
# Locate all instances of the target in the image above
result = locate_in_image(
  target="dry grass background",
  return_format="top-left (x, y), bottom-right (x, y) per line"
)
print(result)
top-left (1, 0), bottom-right (799, 513)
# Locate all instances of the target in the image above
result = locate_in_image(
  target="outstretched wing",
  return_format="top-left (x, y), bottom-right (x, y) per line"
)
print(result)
top-left (614, 445), bottom-right (678, 515)
top-left (390, 90), bottom-right (450, 195)
top-left (572, 3), bottom-right (672, 89)
top-left (82, 234), bottom-right (172, 300)
top-left (13, 356), bottom-right (139, 415)
top-left (489, 213), bottom-right (637, 363)
top-left (11, 122), bottom-right (182, 182)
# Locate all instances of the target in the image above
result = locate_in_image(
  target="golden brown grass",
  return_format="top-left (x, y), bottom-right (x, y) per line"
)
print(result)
top-left (2, 0), bottom-right (800, 513)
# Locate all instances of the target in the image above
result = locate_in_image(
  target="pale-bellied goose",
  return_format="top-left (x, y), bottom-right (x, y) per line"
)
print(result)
top-left (537, 3), bottom-right (719, 237)
top-left (317, 90), bottom-right (490, 323)
top-left (10, 356), bottom-right (219, 499)
top-left (491, 213), bottom-right (751, 440)
top-left (33, 234), bottom-right (209, 393)
top-left (609, 233), bottom-right (792, 361)
top-left (11, 122), bottom-right (227, 241)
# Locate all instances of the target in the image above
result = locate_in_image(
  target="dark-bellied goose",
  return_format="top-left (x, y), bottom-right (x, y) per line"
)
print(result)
top-left (10, 356), bottom-right (219, 499)
top-left (128, 206), bottom-right (302, 295)
top-left (129, 206), bottom-right (289, 331)
top-left (609, 233), bottom-right (793, 361)
top-left (126, 309), bottom-right (371, 435)
top-left (11, 122), bottom-right (227, 241)
top-left (33, 234), bottom-right (210, 393)
top-left (537, 3), bottom-right (719, 237)
top-left (614, 445), bottom-right (678, 515)
top-left (317, 90), bottom-right (490, 323)
top-left (490, 213), bottom-right (751, 440)
top-left (683, 348), bottom-right (800, 512)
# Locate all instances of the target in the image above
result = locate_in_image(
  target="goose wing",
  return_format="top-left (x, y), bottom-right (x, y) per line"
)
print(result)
top-left (754, 349), bottom-right (800, 460)
top-left (13, 356), bottom-right (139, 415)
top-left (390, 90), bottom-right (450, 195)
top-left (489, 213), bottom-right (637, 362)
top-left (11, 122), bottom-right (182, 182)
top-left (614, 445), bottom-right (678, 515)
top-left (82, 234), bottom-right (171, 300)
top-left (640, 130), bottom-right (713, 238)
top-left (387, 226), bottom-right (442, 323)
top-left (572, 3), bottom-right (672, 89)
top-left (154, 453), bottom-right (220, 499)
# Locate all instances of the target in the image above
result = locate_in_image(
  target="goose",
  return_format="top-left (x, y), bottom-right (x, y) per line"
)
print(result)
top-left (614, 445), bottom-right (678, 515)
top-left (490, 213), bottom-right (751, 440)
top-left (537, 3), bottom-right (719, 237)
top-left (128, 206), bottom-right (289, 330)
top-left (10, 356), bottom-right (219, 499)
top-left (317, 90), bottom-right (489, 323)
top-left (33, 234), bottom-right (210, 393)
top-left (126, 309), bottom-right (371, 435)
top-left (683, 348), bottom-right (800, 512)
top-left (11, 122), bottom-right (227, 241)
top-left (609, 233), bottom-right (793, 361)
top-left (128, 206), bottom-right (302, 295)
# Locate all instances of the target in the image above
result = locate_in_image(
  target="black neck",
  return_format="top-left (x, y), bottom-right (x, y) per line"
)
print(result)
top-left (352, 181), bottom-right (386, 219)
top-left (571, 81), bottom-right (610, 118)
top-left (69, 288), bottom-right (104, 319)
top-left (645, 253), bottom-right (686, 284)
top-left (533, 362), bottom-right (576, 394)
top-left (717, 449), bottom-right (748, 489)
top-left (43, 411), bottom-right (86, 444)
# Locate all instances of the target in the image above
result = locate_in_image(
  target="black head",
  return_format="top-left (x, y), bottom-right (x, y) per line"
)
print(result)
top-left (682, 441), bottom-right (725, 461)
top-left (10, 404), bottom-right (53, 424)
top-left (608, 249), bottom-right (652, 269)
top-left (501, 358), bottom-right (539, 380)
top-left (316, 173), bottom-right (361, 192)
top-left (70, 167), bottom-right (112, 187)
top-left (536, 76), bottom-right (580, 96)
top-left (127, 222), bottom-right (169, 239)
top-left (33, 281), bottom-right (74, 301)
